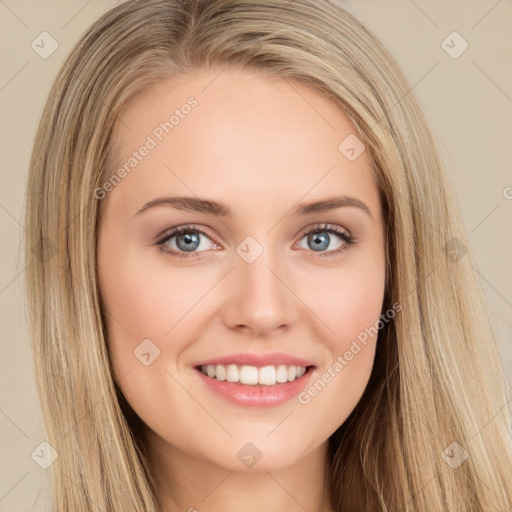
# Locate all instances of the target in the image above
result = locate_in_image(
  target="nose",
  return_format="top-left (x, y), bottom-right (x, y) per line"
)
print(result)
top-left (221, 247), bottom-right (298, 337)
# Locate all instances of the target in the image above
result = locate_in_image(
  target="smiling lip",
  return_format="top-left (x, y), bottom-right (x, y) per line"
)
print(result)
top-left (193, 351), bottom-right (317, 407)
top-left (194, 351), bottom-right (316, 368)
top-left (195, 365), bottom-right (316, 407)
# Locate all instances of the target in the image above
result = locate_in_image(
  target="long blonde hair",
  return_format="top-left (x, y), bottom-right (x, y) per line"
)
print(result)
top-left (24, 0), bottom-right (512, 510)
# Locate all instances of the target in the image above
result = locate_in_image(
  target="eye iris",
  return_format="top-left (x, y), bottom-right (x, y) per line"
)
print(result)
top-left (176, 232), bottom-right (200, 252)
top-left (168, 228), bottom-right (341, 255)
top-left (308, 231), bottom-right (329, 251)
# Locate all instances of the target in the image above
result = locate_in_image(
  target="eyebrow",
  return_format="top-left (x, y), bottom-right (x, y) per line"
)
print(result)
top-left (134, 195), bottom-right (372, 219)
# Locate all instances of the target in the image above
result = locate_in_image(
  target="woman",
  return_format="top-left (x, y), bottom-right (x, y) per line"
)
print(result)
top-left (24, 0), bottom-right (512, 510)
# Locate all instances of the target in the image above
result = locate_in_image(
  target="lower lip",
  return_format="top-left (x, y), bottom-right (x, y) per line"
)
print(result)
top-left (195, 367), bottom-right (316, 407)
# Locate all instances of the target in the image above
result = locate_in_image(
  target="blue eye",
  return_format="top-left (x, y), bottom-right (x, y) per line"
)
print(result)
top-left (156, 223), bottom-right (355, 259)
top-left (297, 224), bottom-right (354, 255)
top-left (156, 225), bottom-right (216, 258)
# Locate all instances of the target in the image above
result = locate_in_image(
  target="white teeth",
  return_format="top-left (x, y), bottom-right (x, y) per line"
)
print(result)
top-left (226, 364), bottom-right (239, 382)
top-left (258, 365), bottom-right (276, 385)
top-left (215, 364), bottom-right (226, 381)
top-left (240, 365), bottom-right (259, 385)
top-left (199, 363), bottom-right (309, 385)
top-left (276, 365), bottom-right (288, 383)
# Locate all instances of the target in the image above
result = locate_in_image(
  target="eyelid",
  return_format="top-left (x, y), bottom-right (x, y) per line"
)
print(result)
top-left (296, 222), bottom-right (352, 240)
top-left (156, 224), bottom-right (220, 244)
top-left (155, 222), bottom-right (355, 258)
top-left (293, 222), bottom-right (355, 258)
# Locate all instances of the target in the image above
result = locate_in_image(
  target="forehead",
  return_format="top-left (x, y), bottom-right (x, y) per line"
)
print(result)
top-left (105, 68), bottom-right (379, 219)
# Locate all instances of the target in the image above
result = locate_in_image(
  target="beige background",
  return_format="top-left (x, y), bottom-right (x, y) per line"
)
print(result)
top-left (0, 1), bottom-right (511, 510)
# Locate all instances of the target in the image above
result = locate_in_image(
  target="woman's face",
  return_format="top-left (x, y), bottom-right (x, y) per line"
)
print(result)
top-left (97, 67), bottom-right (386, 471)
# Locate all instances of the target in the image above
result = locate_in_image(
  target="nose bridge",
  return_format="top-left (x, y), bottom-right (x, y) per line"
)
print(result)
top-left (241, 244), bottom-right (281, 296)
top-left (222, 235), bottom-right (297, 333)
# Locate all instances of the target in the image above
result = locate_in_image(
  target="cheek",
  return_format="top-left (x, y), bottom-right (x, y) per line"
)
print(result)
top-left (99, 251), bottom-right (211, 349)
top-left (294, 251), bottom-right (386, 412)
top-left (97, 249), bottom-right (212, 425)
top-left (322, 268), bottom-right (385, 343)
top-left (304, 252), bottom-right (386, 349)
top-left (98, 241), bottom-right (231, 397)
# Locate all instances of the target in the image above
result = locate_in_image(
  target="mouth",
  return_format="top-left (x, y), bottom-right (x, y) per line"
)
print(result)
top-left (194, 363), bottom-right (316, 407)
top-left (195, 363), bottom-right (315, 386)
top-left (192, 352), bottom-right (318, 407)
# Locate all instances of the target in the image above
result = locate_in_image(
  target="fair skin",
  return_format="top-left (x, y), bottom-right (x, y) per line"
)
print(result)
top-left (97, 67), bottom-right (386, 512)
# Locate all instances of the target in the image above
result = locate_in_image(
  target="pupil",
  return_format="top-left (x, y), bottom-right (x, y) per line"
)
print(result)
top-left (178, 232), bottom-right (199, 252)
top-left (309, 232), bottom-right (329, 251)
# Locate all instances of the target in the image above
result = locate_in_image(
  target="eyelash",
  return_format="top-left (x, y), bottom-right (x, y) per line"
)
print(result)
top-left (155, 223), bottom-right (356, 259)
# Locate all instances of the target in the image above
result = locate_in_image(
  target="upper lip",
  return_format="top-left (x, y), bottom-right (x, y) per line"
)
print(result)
top-left (194, 352), bottom-right (316, 368)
